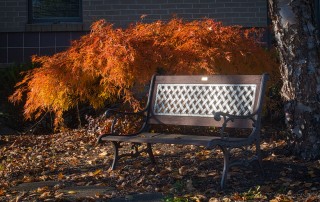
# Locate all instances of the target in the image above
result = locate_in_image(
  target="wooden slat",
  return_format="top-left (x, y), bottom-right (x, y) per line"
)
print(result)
top-left (148, 116), bottom-right (255, 128)
top-left (153, 75), bottom-right (263, 85)
top-left (100, 133), bottom-right (246, 147)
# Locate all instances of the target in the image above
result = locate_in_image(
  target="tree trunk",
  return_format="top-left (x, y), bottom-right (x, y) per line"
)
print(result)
top-left (268, 0), bottom-right (320, 159)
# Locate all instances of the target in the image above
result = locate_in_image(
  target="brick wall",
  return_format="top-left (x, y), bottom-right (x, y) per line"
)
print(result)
top-left (0, 0), bottom-right (27, 32)
top-left (0, 31), bottom-right (86, 64)
top-left (0, 0), bottom-right (267, 32)
top-left (82, 0), bottom-right (267, 29)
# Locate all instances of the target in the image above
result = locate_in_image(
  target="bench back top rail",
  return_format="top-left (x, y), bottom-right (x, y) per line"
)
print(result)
top-left (146, 74), bottom-right (269, 128)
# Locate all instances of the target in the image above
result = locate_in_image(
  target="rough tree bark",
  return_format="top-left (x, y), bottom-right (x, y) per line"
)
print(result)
top-left (268, 0), bottom-right (320, 159)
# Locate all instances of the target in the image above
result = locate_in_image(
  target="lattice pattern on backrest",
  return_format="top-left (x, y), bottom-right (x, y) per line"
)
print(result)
top-left (153, 84), bottom-right (256, 117)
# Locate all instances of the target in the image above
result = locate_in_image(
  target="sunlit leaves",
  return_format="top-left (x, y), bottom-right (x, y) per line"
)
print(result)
top-left (9, 18), bottom-right (278, 129)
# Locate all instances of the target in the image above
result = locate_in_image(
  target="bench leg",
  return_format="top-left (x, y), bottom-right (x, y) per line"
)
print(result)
top-left (147, 143), bottom-right (156, 164)
top-left (111, 141), bottom-right (120, 170)
top-left (255, 140), bottom-right (264, 176)
top-left (110, 142), bottom-right (155, 170)
top-left (220, 146), bottom-right (230, 189)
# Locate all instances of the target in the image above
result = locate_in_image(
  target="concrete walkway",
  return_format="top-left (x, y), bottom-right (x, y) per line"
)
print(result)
top-left (11, 181), bottom-right (165, 201)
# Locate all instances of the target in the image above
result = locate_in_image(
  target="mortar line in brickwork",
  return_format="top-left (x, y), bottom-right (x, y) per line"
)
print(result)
top-left (38, 32), bottom-right (40, 55)
top-left (22, 32), bottom-right (24, 62)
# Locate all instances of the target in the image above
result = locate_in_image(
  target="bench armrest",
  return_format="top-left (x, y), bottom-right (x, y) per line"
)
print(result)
top-left (213, 111), bottom-right (259, 124)
top-left (98, 74), bottom-right (157, 143)
top-left (97, 109), bottom-right (147, 143)
top-left (213, 110), bottom-right (260, 139)
top-left (97, 133), bottom-right (112, 144)
top-left (99, 108), bottom-right (148, 139)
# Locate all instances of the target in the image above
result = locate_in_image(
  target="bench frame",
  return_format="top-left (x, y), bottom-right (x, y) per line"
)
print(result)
top-left (98, 73), bottom-right (269, 189)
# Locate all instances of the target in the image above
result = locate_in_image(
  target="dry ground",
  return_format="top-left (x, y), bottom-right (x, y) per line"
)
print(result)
top-left (0, 126), bottom-right (319, 201)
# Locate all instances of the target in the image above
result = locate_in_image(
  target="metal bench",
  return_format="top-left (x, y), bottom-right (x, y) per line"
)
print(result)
top-left (97, 73), bottom-right (269, 189)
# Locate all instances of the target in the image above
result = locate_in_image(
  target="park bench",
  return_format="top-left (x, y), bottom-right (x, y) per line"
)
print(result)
top-left (97, 73), bottom-right (269, 188)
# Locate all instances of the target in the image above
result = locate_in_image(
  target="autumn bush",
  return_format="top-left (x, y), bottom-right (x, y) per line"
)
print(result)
top-left (9, 18), bottom-right (279, 129)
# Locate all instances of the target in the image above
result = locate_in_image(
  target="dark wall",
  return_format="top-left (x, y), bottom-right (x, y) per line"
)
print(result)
top-left (0, 31), bottom-right (87, 64)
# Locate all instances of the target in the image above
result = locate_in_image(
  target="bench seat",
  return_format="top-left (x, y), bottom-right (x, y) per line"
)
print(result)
top-left (100, 133), bottom-right (248, 148)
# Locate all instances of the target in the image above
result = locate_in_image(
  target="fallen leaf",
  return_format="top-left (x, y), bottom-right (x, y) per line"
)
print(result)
top-left (92, 169), bottom-right (102, 176)
top-left (0, 189), bottom-right (5, 196)
top-left (39, 191), bottom-right (50, 199)
top-left (289, 181), bottom-right (301, 187)
top-left (154, 150), bottom-right (161, 155)
top-left (222, 197), bottom-right (231, 202)
top-left (99, 151), bottom-right (108, 157)
top-left (197, 173), bottom-right (207, 178)
top-left (15, 192), bottom-right (26, 202)
top-left (305, 195), bottom-right (320, 202)
top-left (304, 183), bottom-right (313, 188)
top-left (55, 192), bottom-right (64, 198)
top-left (178, 166), bottom-right (188, 176)
top-left (270, 195), bottom-right (293, 202)
top-left (76, 181), bottom-right (86, 186)
top-left (37, 186), bottom-right (49, 193)
top-left (209, 197), bottom-right (219, 202)
top-left (57, 172), bottom-right (64, 180)
top-left (135, 176), bottom-right (145, 185)
top-left (22, 175), bottom-right (34, 183)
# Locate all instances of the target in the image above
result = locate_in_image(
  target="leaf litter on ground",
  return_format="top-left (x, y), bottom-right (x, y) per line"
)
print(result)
top-left (0, 126), bottom-right (319, 201)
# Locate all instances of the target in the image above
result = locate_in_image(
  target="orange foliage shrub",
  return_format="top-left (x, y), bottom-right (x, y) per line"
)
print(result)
top-left (9, 19), bottom-right (279, 129)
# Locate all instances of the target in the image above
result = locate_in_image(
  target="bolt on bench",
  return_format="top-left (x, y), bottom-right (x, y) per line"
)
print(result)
top-left (97, 73), bottom-right (269, 189)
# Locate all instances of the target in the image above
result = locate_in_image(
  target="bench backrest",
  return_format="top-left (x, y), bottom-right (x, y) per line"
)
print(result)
top-left (146, 74), bottom-right (269, 128)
